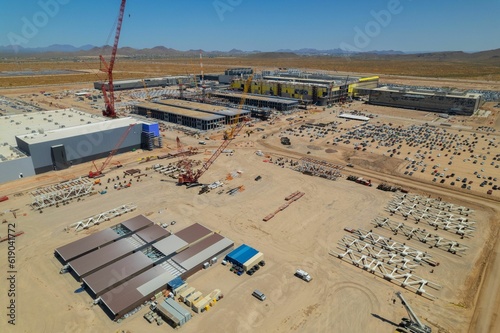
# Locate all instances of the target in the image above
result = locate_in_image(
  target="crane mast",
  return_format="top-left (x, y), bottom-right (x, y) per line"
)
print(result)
top-left (100, 0), bottom-right (127, 118)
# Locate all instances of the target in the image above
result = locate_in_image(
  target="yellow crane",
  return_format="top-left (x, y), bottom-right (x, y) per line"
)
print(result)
top-left (142, 79), bottom-right (152, 101)
top-left (223, 75), bottom-right (253, 140)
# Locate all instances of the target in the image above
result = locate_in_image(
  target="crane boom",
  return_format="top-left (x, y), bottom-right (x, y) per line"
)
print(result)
top-left (100, 0), bottom-right (127, 118)
top-left (395, 292), bottom-right (432, 333)
top-left (89, 123), bottom-right (135, 178)
top-left (178, 75), bottom-right (253, 185)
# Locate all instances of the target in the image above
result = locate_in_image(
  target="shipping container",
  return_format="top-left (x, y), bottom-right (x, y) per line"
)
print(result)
top-left (173, 283), bottom-right (188, 296)
top-left (192, 295), bottom-right (211, 313)
top-left (178, 287), bottom-right (196, 303)
top-left (185, 291), bottom-right (203, 307)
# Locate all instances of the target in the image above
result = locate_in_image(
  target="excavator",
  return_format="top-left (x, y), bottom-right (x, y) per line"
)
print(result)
top-left (395, 292), bottom-right (432, 333)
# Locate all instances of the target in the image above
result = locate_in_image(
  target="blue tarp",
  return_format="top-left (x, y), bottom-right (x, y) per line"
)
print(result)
top-left (167, 276), bottom-right (185, 290)
top-left (225, 244), bottom-right (258, 266)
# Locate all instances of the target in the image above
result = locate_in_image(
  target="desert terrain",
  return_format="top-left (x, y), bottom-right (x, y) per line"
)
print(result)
top-left (0, 56), bottom-right (499, 333)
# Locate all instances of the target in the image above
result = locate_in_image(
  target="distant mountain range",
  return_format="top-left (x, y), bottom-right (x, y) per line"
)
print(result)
top-left (0, 44), bottom-right (96, 53)
top-left (0, 44), bottom-right (408, 56)
top-left (0, 44), bottom-right (499, 64)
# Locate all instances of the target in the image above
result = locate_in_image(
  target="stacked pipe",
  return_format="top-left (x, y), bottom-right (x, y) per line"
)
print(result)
top-left (263, 191), bottom-right (305, 222)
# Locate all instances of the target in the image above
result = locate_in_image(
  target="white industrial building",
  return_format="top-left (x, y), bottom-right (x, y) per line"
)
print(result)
top-left (0, 108), bottom-right (157, 184)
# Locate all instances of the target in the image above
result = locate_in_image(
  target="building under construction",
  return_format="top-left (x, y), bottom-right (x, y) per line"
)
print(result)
top-left (230, 71), bottom-right (379, 105)
top-left (94, 75), bottom-right (193, 91)
top-left (135, 100), bottom-right (250, 131)
top-left (368, 86), bottom-right (483, 115)
top-left (210, 91), bottom-right (299, 112)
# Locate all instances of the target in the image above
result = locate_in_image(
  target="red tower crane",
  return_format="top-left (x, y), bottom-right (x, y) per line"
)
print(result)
top-left (100, 0), bottom-right (127, 118)
top-left (89, 123), bottom-right (135, 178)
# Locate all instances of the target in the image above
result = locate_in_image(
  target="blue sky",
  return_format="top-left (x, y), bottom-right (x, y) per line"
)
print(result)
top-left (1, 0), bottom-right (499, 52)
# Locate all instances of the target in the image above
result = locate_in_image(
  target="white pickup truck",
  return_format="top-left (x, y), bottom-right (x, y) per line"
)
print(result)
top-left (295, 269), bottom-right (312, 282)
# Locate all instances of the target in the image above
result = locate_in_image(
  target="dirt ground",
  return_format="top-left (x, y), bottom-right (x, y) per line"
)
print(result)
top-left (1, 74), bottom-right (500, 333)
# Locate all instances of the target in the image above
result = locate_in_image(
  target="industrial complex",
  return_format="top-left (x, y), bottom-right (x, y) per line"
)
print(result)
top-left (0, 109), bottom-right (160, 183)
top-left (1, 73), bottom-right (498, 332)
top-left (56, 216), bottom-right (234, 320)
top-left (1, 1), bottom-right (499, 332)
top-left (230, 72), bottom-right (379, 105)
top-left (368, 86), bottom-right (483, 115)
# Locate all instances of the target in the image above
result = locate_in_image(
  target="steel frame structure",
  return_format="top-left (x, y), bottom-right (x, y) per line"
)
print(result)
top-left (338, 235), bottom-right (433, 268)
top-left (296, 157), bottom-right (343, 180)
top-left (386, 196), bottom-right (475, 237)
top-left (329, 247), bottom-right (442, 299)
top-left (372, 216), bottom-right (468, 254)
top-left (68, 203), bottom-right (137, 232)
top-left (30, 178), bottom-right (94, 210)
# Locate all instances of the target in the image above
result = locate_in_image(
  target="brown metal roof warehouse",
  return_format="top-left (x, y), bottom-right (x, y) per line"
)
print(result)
top-left (82, 252), bottom-right (154, 297)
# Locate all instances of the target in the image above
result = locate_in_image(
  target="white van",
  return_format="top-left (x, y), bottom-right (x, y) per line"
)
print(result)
top-left (252, 290), bottom-right (266, 301)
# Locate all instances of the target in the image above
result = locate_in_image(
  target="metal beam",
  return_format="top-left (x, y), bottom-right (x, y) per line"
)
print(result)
top-left (30, 178), bottom-right (94, 210)
top-left (67, 203), bottom-right (137, 232)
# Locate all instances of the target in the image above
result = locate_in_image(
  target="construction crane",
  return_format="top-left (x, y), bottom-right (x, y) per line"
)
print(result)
top-left (340, 75), bottom-right (350, 104)
top-left (395, 292), bottom-right (432, 333)
top-left (224, 75), bottom-right (253, 140)
top-left (100, 0), bottom-right (127, 118)
top-left (177, 117), bottom-right (249, 185)
top-left (178, 76), bottom-right (253, 185)
top-left (89, 123), bottom-right (135, 178)
top-left (142, 79), bottom-right (152, 101)
top-left (199, 51), bottom-right (206, 102)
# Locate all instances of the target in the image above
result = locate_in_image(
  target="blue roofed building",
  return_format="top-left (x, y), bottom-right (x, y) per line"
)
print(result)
top-left (225, 244), bottom-right (259, 268)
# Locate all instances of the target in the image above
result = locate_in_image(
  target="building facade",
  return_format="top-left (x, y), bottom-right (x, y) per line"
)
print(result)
top-left (368, 87), bottom-right (482, 115)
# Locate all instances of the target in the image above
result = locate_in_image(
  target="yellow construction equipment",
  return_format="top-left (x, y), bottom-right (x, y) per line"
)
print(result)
top-left (223, 75), bottom-right (253, 140)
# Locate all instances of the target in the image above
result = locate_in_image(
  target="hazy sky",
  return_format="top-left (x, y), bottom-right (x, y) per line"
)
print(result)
top-left (1, 0), bottom-right (499, 52)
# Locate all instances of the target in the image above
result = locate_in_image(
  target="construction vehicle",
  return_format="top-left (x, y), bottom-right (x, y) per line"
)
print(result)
top-left (281, 137), bottom-right (291, 145)
top-left (88, 123), bottom-right (135, 178)
top-left (294, 269), bottom-right (312, 282)
top-left (395, 291), bottom-right (432, 333)
top-left (142, 79), bottom-right (152, 101)
top-left (223, 75), bottom-right (253, 140)
top-left (178, 76), bottom-right (252, 185)
top-left (99, 0), bottom-right (127, 118)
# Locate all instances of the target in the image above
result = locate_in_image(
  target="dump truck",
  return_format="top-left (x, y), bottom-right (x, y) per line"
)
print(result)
top-left (295, 269), bottom-right (312, 282)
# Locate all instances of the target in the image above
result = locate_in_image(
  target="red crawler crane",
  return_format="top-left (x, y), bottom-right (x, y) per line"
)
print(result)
top-left (89, 123), bottom-right (135, 178)
top-left (178, 76), bottom-right (253, 185)
top-left (100, 0), bottom-right (127, 118)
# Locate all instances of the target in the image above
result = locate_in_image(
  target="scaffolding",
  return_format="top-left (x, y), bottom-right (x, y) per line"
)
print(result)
top-left (67, 203), bottom-right (137, 232)
top-left (295, 157), bottom-right (344, 180)
top-left (30, 178), bottom-right (94, 210)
